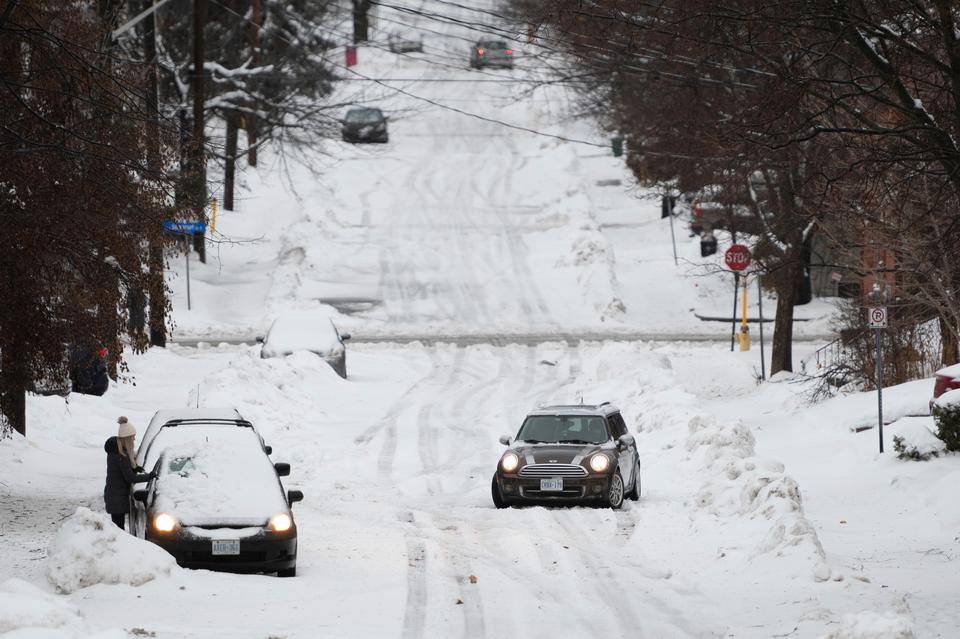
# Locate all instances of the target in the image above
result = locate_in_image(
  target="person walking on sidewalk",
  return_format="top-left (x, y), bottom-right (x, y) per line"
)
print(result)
top-left (103, 416), bottom-right (153, 530)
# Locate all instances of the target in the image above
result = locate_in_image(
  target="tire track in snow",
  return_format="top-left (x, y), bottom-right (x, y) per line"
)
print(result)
top-left (398, 510), bottom-right (428, 639)
top-left (417, 346), bottom-right (467, 495)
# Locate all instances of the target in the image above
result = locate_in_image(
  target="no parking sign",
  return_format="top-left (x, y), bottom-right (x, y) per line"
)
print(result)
top-left (868, 306), bottom-right (888, 329)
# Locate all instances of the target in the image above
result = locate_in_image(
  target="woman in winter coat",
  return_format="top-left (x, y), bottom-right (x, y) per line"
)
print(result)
top-left (103, 416), bottom-right (153, 530)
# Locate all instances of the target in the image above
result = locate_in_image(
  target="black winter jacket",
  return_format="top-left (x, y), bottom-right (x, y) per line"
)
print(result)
top-left (103, 437), bottom-right (151, 514)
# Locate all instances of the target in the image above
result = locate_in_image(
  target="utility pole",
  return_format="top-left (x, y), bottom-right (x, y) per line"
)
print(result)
top-left (192, 0), bottom-right (207, 263)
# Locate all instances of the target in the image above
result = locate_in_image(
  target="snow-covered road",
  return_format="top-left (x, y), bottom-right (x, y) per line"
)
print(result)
top-left (3, 1), bottom-right (954, 638)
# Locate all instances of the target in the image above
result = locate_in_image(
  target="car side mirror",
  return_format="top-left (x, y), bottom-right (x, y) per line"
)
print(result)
top-left (255, 336), bottom-right (265, 344)
top-left (340, 333), bottom-right (352, 341)
top-left (498, 434), bottom-right (512, 446)
top-left (133, 489), bottom-right (148, 504)
top-left (617, 434), bottom-right (635, 450)
top-left (264, 445), bottom-right (273, 455)
top-left (274, 462), bottom-right (291, 477)
top-left (288, 490), bottom-right (304, 505)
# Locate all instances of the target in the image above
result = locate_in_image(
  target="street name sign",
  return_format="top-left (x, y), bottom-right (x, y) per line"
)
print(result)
top-left (163, 220), bottom-right (206, 234)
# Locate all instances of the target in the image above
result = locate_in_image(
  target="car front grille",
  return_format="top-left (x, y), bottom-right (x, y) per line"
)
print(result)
top-left (518, 464), bottom-right (587, 478)
top-left (520, 486), bottom-right (586, 499)
top-left (183, 551), bottom-right (267, 563)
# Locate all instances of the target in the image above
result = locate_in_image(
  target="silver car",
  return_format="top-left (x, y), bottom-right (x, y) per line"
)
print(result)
top-left (258, 311), bottom-right (351, 378)
top-left (388, 32), bottom-right (423, 53)
top-left (470, 39), bottom-right (513, 69)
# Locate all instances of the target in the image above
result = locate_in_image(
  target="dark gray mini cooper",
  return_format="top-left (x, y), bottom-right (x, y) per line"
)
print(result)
top-left (492, 403), bottom-right (640, 509)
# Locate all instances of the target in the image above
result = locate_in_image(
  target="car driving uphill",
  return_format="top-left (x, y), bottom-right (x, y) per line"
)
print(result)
top-left (492, 402), bottom-right (641, 509)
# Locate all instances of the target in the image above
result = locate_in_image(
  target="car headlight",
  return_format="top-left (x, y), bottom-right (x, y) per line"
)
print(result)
top-left (269, 513), bottom-right (292, 532)
top-left (589, 454), bottom-right (610, 473)
top-left (500, 452), bottom-right (520, 473)
top-left (153, 513), bottom-right (177, 533)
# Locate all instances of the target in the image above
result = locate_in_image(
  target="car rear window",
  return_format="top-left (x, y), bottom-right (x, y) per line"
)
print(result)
top-left (345, 109), bottom-right (383, 124)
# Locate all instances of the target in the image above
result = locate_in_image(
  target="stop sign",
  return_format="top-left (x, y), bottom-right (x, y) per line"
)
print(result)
top-left (724, 244), bottom-right (752, 271)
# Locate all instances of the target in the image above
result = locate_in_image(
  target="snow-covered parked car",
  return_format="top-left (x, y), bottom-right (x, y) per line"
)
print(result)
top-left (136, 408), bottom-right (272, 469)
top-left (930, 363), bottom-right (960, 412)
top-left (259, 311), bottom-right (351, 378)
top-left (388, 32), bottom-right (423, 53)
top-left (131, 414), bottom-right (302, 577)
top-left (491, 402), bottom-right (641, 509)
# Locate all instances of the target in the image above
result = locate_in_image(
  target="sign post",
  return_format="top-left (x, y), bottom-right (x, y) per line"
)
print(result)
top-left (868, 306), bottom-right (888, 453)
top-left (757, 276), bottom-right (766, 380)
top-left (163, 220), bottom-right (207, 311)
top-left (725, 244), bottom-right (752, 352)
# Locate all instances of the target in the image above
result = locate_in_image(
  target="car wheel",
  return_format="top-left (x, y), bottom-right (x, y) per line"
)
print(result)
top-left (278, 566), bottom-right (296, 578)
top-left (606, 472), bottom-right (625, 510)
top-left (491, 476), bottom-right (507, 509)
top-left (626, 460), bottom-right (641, 501)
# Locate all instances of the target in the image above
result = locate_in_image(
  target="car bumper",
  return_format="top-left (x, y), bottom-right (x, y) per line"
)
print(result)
top-left (148, 531), bottom-right (297, 573)
top-left (496, 473), bottom-right (611, 505)
top-left (475, 58), bottom-right (512, 67)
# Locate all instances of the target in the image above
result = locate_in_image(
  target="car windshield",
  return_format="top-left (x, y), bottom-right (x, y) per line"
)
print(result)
top-left (154, 434), bottom-right (287, 524)
top-left (345, 109), bottom-right (383, 124)
top-left (516, 415), bottom-right (610, 444)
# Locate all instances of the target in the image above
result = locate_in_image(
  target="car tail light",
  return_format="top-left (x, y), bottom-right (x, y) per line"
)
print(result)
top-left (97, 348), bottom-right (108, 359)
top-left (477, 47), bottom-right (484, 56)
top-left (693, 200), bottom-right (703, 219)
top-left (506, 49), bottom-right (513, 55)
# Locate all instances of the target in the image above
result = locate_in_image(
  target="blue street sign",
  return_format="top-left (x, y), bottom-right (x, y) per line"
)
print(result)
top-left (163, 220), bottom-right (206, 234)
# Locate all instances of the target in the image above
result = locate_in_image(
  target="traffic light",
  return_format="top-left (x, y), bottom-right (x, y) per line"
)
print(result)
top-left (612, 136), bottom-right (624, 157)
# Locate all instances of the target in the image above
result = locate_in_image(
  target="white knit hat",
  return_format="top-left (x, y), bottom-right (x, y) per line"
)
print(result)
top-left (117, 416), bottom-right (136, 438)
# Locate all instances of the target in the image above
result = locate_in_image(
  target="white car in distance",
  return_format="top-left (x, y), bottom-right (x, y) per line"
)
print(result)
top-left (259, 312), bottom-right (351, 378)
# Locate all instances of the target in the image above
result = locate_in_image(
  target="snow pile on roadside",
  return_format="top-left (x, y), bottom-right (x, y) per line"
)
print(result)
top-left (0, 579), bottom-right (80, 634)
top-left (686, 415), bottom-right (831, 580)
top-left (46, 508), bottom-right (177, 593)
top-left (190, 349), bottom-right (344, 438)
top-left (820, 611), bottom-right (914, 639)
top-left (891, 417), bottom-right (946, 460)
top-left (0, 579), bottom-right (125, 638)
top-left (555, 230), bottom-right (626, 320)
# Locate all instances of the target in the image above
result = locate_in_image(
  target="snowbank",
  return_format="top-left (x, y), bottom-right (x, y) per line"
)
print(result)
top-left (686, 415), bottom-right (831, 580)
top-left (891, 417), bottom-right (946, 460)
top-left (0, 578), bottom-right (124, 638)
top-left (820, 611), bottom-right (914, 639)
top-left (0, 579), bottom-right (80, 634)
top-left (46, 508), bottom-right (177, 593)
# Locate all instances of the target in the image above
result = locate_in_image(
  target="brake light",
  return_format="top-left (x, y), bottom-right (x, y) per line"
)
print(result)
top-left (477, 47), bottom-right (484, 56)
top-left (693, 200), bottom-right (702, 219)
top-left (97, 348), bottom-right (108, 359)
top-left (506, 49), bottom-right (513, 55)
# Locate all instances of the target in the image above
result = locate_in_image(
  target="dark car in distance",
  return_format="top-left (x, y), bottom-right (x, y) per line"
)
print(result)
top-left (132, 412), bottom-right (302, 577)
top-left (342, 107), bottom-right (388, 143)
top-left (470, 39), bottom-right (513, 69)
top-left (492, 402), bottom-right (640, 509)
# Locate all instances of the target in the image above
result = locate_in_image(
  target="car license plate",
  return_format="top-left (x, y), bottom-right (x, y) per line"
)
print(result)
top-left (540, 478), bottom-right (563, 492)
top-left (212, 539), bottom-right (240, 555)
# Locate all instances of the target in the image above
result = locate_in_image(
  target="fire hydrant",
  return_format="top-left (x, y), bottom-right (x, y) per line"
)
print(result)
top-left (738, 325), bottom-right (751, 351)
